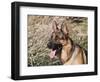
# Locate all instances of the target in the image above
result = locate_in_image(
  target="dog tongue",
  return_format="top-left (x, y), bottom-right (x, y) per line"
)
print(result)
top-left (49, 50), bottom-right (56, 59)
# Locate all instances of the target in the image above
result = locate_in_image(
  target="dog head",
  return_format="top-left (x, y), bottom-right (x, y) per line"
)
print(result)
top-left (47, 21), bottom-right (69, 59)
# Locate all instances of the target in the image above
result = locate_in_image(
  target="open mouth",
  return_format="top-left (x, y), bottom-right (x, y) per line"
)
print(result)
top-left (49, 49), bottom-right (57, 59)
top-left (47, 42), bottom-right (62, 59)
top-left (48, 46), bottom-right (62, 59)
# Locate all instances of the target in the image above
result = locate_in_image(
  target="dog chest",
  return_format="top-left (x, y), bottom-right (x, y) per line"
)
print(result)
top-left (61, 50), bottom-right (68, 63)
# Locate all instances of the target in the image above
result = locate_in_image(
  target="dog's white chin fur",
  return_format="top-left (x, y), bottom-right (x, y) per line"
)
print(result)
top-left (49, 50), bottom-right (56, 59)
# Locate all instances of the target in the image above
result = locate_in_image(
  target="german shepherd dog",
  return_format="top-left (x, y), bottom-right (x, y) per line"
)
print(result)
top-left (47, 21), bottom-right (87, 65)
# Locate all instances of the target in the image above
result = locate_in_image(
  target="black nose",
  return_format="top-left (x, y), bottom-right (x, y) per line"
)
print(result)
top-left (47, 42), bottom-right (52, 49)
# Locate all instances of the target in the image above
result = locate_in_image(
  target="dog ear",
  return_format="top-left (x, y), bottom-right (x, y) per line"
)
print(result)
top-left (61, 22), bottom-right (69, 35)
top-left (52, 21), bottom-right (59, 32)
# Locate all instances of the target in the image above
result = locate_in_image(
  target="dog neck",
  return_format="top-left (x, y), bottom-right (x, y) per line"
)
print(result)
top-left (63, 37), bottom-right (73, 51)
top-left (61, 38), bottom-right (74, 64)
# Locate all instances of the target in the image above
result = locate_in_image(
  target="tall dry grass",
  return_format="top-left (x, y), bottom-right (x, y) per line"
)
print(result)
top-left (27, 15), bottom-right (88, 66)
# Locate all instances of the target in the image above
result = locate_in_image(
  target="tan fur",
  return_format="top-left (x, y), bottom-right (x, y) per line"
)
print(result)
top-left (50, 21), bottom-right (87, 65)
top-left (60, 39), bottom-right (87, 65)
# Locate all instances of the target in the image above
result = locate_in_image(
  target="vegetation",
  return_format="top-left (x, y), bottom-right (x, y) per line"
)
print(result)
top-left (27, 16), bottom-right (88, 66)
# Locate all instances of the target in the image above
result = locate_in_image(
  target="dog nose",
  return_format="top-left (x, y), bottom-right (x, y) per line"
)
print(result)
top-left (47, 42), bottom-right (52, 48)
top-left (47, 43), bottom-right (50, 47)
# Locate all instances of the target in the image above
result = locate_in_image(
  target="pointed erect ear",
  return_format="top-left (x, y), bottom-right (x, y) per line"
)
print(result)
top-left (52, 21), bottom-right (59, 32)
top-left (61, 22), bottom-right (69, 35)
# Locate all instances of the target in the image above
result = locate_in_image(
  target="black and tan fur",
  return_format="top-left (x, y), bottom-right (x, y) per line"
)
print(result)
top-left (47, 21), bottom-right (87, 65)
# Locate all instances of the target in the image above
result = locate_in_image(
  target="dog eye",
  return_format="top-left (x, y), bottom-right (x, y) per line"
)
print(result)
top-left (58, 37), bottom-right (64, 40)
top-left (61, 37), bottom-right (65, 40)
top-left (55, 36), bottom-right (58, 40)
